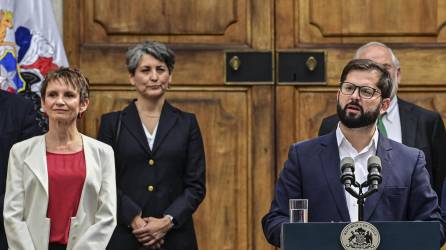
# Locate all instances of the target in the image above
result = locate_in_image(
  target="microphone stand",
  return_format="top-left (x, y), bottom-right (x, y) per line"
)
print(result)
top-left (344, 181), bottom-right (379, 221)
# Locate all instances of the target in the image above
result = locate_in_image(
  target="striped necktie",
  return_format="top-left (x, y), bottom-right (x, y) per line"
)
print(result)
top-left (377, 113), bottom-right (388, 137)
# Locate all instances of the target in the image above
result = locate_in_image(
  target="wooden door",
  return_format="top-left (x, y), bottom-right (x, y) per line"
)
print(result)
top-left (64, 0), bottom-right (275, 249)
top-left (275, 0), bottom-right (446, 172)
top-left (64, 0), bottom-right (446, 249)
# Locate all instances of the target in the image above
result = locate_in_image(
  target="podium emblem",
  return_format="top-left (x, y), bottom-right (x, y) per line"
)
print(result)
top-left (340, 221), bottom-right (380, 250)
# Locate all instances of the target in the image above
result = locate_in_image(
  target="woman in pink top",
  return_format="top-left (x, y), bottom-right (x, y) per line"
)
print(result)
top-left (3, 68), bottom-right (117, 250)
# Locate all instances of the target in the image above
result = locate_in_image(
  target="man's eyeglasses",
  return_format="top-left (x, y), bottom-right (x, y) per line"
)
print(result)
top-left (339, 82), bottom-right (381, 99)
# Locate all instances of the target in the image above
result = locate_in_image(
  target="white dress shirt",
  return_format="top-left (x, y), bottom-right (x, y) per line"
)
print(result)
top-left (336, 124), bottom-right (379, 221)
top-left (382, 96), bottom-right (402, 143)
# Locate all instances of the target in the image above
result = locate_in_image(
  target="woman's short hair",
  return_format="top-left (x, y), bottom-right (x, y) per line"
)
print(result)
top-left (41, 67), bottom-right (90, 103)
top-left (126, 41), bottom-right (175, 75)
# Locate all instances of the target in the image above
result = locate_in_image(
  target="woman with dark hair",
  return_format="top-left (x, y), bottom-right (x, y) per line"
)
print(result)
top-left (4, 68), bottom-right (117, 250)
top-left (98, 41), bottom-right (206, 250)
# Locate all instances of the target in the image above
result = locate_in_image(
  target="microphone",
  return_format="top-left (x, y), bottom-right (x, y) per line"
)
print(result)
top-left (367, 156), bottom-right (382, 190)
top-left (340, 157), bottom-right (355, 188)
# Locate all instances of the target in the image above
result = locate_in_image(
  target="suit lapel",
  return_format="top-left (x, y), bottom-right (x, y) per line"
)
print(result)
top-left (24, 135), bottom-right (48, 196)
top-left (398, 98), bottom-right (417, 147)
top-left (121, 101), bottom-right (152, 154)
top-left (152, 101), bottom-right (178, 154)
top-left (75, 135), bottom-right (92, 219)
top-left (364, 134), bottom-right (392, 220)
top-left (320, 132), bottom-right (350, 221)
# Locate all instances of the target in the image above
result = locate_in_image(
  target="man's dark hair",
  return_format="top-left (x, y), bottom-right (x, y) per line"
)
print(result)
top-left (340, 59), bottom-right (392, 99)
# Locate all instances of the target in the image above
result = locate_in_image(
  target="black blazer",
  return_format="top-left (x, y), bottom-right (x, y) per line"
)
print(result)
top-left (0, 90), bottom-right (41, 249)
top-left (98, 100), bottom-right (206, 250)
top-left (319, 98), bottom-right (446, 197)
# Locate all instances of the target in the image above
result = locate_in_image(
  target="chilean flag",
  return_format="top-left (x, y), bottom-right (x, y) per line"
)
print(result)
top-left (0, 0), bottom-right (68, 94)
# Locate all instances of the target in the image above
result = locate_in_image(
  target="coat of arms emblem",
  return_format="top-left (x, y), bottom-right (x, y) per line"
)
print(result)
top-left (340, 221), bottom-right (380, 250)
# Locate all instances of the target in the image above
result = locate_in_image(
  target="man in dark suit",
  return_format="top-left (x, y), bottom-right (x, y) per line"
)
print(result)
top-left (319, 42), bottom-right (446, 197)
top-left (0, 90), bottom-right (41, 249)
top-left (262, 59), bottom-right (445, 247)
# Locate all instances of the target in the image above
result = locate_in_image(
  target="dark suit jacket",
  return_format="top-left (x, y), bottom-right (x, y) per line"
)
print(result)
top-left (262, 131), bottom-right (446, 247)
top-left (0, 90), bottom-right (41, 249)
top-left (319, 98), bottom-right (446, 197)
top-left (98, 100), bottom-right (206, 250)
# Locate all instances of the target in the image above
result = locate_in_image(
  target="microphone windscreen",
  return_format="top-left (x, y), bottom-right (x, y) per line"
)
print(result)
top-left (367, 155), bottom-right (382, 171)
top-left (341, 157), bottom-right (354, 170)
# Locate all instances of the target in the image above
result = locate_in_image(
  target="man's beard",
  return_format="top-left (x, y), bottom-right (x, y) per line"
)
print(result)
top-left (337, 100), bottom-right (381, 128)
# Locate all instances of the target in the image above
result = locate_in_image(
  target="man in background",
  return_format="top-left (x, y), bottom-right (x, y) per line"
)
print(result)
top-left (319, 42), bottom-right (446, 197)
top-left (0, 89), bottom-right (41, 249)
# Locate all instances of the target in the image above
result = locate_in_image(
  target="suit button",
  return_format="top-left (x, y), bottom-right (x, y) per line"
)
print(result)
top-left (147, 185), bottom-right (154, 192)
top-left (148, 159), bottom-right (155, 166)
top-left (72, 236), bottom-right (77, 240)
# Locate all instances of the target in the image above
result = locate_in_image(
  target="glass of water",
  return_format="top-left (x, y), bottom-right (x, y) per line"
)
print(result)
top-left (289, 199), bottom-right (308, 223)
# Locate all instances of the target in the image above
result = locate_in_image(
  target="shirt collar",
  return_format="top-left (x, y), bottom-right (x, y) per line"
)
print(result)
top-left (336, 122), bottom-right (379, 155)
top-left (383, 96), bottom-right (398, 123)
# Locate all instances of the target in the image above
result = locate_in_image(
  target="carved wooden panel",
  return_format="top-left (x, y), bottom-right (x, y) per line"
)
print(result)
top-left (93, 0), bottom-right (236, 35)
top-left (394, 49), bottom-right (446, 86)
top-left (293, 0), bottom-right (446, 44)
top-left (311, 0), bottom-right (436, 36)
top-left (82, 87), bottom-right (274, 250)
top-left (276, 86), bottom-right (336, 171)
top-left (169, 91), bottom-right (249, 250)
top-left (83, 0), bottom-right (248, 45)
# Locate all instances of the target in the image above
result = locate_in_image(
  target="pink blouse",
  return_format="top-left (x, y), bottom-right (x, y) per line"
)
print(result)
top-left (46, 150), bottom-right (86, 244)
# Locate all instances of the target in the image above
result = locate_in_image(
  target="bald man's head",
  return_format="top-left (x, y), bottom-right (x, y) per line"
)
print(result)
top-left (355, 42), bottom-right (400, 99)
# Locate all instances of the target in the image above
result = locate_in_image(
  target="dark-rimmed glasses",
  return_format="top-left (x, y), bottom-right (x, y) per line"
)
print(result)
top-left (339, 82), bottom-right (381, 99)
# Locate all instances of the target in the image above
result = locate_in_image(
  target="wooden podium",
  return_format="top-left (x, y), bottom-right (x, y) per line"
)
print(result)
top-left (281, 221), bottom-right (441, 250)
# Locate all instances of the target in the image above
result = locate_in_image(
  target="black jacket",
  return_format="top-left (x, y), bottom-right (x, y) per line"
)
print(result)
top-left (319, 98), bottom-right (446, 198)
top-left (98, 100), bottom-right (206, 250)
top-left (0, 90), bottom-right (41, 249)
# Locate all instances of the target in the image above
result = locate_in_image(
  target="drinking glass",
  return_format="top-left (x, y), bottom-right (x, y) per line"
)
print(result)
top-left (289, 199), bottom-right (308, 223)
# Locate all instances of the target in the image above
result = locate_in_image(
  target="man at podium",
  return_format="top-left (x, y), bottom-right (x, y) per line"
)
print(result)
top-left (262, 59), bottom-right (446, 247)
